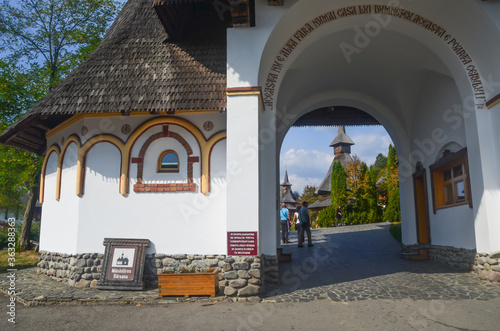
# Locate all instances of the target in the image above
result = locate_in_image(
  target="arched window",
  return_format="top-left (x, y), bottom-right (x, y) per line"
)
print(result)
top-left (158, 150), bottom-right (179, 173)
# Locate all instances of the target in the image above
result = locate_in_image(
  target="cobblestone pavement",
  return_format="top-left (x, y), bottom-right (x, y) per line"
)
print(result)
top-left (1, 223), bottom-right (499, 306)
top-left (262, 223), bottom-right (500, 303)
top-left (0, 267), bottom-right (161, 306)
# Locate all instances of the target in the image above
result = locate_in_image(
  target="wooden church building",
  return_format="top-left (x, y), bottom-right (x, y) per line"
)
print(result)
top-left (2, 0), bottom-right (500, 289)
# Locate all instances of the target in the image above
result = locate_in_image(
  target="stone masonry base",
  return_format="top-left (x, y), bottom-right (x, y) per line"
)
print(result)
top-left (429, 245), bottom-right (500, 283)
top-left (37, 251), bottom-right (279, 296)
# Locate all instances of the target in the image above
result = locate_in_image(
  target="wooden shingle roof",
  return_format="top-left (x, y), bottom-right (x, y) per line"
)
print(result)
top-left (0, 0), bottom-right (227, 154)
top-left (330, 125), bottom-right (355, 147)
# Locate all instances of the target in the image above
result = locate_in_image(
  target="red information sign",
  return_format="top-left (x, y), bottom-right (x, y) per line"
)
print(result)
top-left (227, 232), bottom-right (258, 256)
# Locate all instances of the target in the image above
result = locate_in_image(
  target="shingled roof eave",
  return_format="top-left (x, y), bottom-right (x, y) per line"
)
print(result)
top-left (0, 0), bottom-right (227, 154)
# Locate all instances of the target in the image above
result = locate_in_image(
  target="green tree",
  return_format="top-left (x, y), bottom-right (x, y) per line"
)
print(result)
top-left (298, 185), bottom-right (321, 205)
top-left (383, 144), bottom-right (401, 222)
top-left (0, 0), bottom-right (121, 88)
top-left (372, 153), bottom-right (388, 179)
top-left (343, 157), bottom-right (381, 224)
top-left (331, 161), bottom-right (347, 214)
top-left (0, 0), bottom-right (121, 250)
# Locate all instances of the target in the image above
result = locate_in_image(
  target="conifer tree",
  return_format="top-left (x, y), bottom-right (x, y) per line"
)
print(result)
top-left (331, 161), bottom-right (347, 213)
top-left (383, 145), bottom-right (401, 222)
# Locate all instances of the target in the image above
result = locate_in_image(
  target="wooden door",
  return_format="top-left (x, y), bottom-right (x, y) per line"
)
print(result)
top-left (413, 164), bottom-right (430, 244)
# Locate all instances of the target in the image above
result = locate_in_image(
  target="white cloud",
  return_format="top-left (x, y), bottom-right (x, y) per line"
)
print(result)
top-left (281, 148), bottom-right (333, 175)
top-left (351, 133), bottom-right (392, 165)
top-left (280, 148), bottom-right (333, 194)
top-left (286, 174), bottom-right (324, 195)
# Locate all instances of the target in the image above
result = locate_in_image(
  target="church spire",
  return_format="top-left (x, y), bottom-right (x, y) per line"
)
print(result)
top-left (282, 170), bottom-right (292, 187)
top-left (329, 125), bottom-right (355, 147)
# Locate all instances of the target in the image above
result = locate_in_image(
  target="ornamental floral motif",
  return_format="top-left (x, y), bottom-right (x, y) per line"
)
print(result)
top-left (121, 124), bottom-right (132, 135)
top-left (203, 121), bottom-right (214, 132)
top-left (81, 126), bottom-right (88, 136)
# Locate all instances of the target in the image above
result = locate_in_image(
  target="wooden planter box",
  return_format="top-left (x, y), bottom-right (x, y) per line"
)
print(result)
top-left (158, 270), bottom-right (219, 298)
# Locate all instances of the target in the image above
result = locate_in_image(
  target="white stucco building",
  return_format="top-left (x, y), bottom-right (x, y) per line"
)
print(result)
top-left (1, 0), bottom-right (500, 290)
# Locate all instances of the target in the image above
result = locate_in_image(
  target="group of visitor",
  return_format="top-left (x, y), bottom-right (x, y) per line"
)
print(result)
top-left (279, 202), bottom-right (313, 247)
top-left (280, 203), bottom-right (346, 247)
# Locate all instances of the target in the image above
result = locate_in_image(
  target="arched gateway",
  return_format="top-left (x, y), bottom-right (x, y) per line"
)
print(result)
top-left (2, 0), bottom-right (500, 293)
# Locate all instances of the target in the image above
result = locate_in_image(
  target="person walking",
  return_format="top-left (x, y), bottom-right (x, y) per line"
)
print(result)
top-left (336, 205), bottom-right (343, 226)
top-left (292, 206), bottom-right (301, 233)
top-left (298, 201), bottom-right (313, 247)
top-left (280, 203), bottom-right (291, 244)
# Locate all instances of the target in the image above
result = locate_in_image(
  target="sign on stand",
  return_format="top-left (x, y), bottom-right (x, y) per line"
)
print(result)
top-left (97, 238), bottom-right (150, 291)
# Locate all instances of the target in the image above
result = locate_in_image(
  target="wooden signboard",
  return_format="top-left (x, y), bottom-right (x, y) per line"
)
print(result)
top-left (97, 238), bottom-right (150, 291)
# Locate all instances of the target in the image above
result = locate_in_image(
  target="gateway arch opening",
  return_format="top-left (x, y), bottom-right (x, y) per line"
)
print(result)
top-left (256, 4), bottom-right (490, 298)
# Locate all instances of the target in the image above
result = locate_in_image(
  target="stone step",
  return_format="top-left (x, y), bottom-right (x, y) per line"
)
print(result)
top-left (401, 248), bottom-right (429, 261)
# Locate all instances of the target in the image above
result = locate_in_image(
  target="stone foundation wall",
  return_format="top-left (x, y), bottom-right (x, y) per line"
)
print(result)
top-left (429, 245), bottom-right (476, 271)
top-left (37, 252), bottom-right (104, 287)
top-left (474, 252), bottom-right (500, 282)
top-left (261, 254), bottom-right (279, 292)
top-left (37, 251), bottom-right (275, 296)
top-left (145, 254), bottom-right (263, 297)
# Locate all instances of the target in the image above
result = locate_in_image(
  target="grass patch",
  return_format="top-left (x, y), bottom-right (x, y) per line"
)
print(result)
top-left (389, 222), bottom-right (402, 243)
top-left (0, 250), bottom-right (40, 273)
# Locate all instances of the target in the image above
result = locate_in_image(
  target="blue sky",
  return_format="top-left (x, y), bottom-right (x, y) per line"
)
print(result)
top-left (280, 125), bottom-right (393, 195)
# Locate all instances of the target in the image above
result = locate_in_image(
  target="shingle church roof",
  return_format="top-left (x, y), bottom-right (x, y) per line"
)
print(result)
top-left (330, 125), bottom-right (355, 147)
top-left (0, 0), bottom-right (226, 154)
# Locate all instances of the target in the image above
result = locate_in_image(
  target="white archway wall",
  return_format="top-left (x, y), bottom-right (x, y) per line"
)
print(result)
top-left (247, 0), bottom-right (500, 251)
top-left (208, 140), bottom-right (229, 253)
top-left (41, 115), bottom-right (229, 255)
top-left (40, 152), bottom-right (78, 253)
top-left (78, 142), bottom-right (122, 254)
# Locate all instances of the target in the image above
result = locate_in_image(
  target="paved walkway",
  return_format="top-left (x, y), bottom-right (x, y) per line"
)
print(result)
top-left (263, 223), bottom-right (500, 302)
top-left (1, 224), bottom-right (499, 306)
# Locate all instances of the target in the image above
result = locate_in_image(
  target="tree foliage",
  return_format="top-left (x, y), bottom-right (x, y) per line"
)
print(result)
top-left (0, 0), bottom-right (121, 249)
top-left (330, 161), bottom-right (347, 213)
top-left (298, 185), bottom-right (321, 205)
top-left (383, 144), bottom-right (401, 222)
top-left (344, 156), bottom-right (382, 225)
top-left (372, 153), bottom-right (388, 179)
top-left (0, 61), bottom-right (44, 213)
top-left (0, 0), bottom-right (121, 88)
top-left (317, 204), bottom-right (336, 228)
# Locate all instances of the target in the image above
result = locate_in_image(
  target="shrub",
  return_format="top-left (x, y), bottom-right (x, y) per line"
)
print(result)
top-left (383, 187), bottom-right (401, 222)
top-left (317, 205), bottom-right (336, 228)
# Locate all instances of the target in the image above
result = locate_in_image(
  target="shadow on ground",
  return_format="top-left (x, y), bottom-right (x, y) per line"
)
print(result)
top-left (262, 223), bottom-right (500, 302)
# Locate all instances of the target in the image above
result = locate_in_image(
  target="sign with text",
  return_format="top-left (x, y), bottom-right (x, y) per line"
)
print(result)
top-left (227, 232), bottom-right (258, 256)
top-left (107, 246), bottom-right (137, 281)
top-left (97, 238), bottom-right (150, 291)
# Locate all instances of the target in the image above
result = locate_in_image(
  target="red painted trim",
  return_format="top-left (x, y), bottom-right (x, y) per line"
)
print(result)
top-left (227, 86), bottom-right (262, 93)
top-left (134, 129), bottom-right (198, 193)
top-left (486, 93), bottom-right (500, 108)
top-left (125, 119), bottom-right (204, 193)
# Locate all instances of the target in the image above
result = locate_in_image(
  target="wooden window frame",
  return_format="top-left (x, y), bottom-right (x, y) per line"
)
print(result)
top-left (157, 150), bottom-right (179, 173)
top-left (429, 148), bottom-right (472, 214)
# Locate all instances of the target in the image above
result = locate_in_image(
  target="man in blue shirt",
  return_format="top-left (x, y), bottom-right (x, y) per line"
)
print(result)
top-left (279, 203), bottom-right (290, 244)
top-left (298, 201), bottom-right (313, 247)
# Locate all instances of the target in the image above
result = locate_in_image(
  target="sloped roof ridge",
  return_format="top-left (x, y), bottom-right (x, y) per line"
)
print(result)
top-left (23, 0), bottom-right (227, 117)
